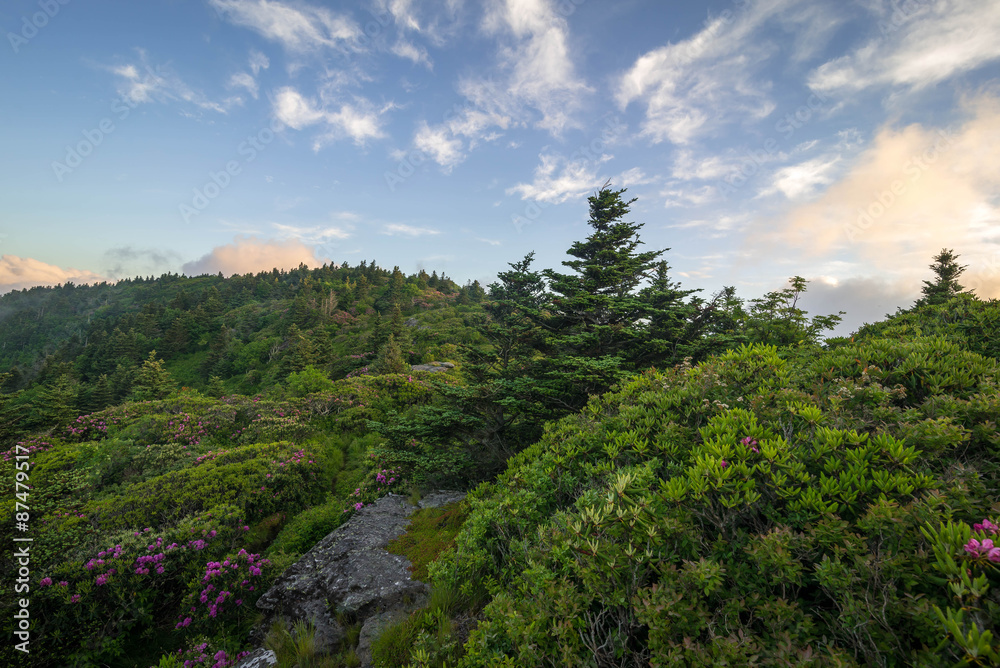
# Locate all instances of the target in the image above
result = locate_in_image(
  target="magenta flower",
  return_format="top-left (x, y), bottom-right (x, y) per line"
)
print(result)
top-left (720, 460), bottom-right (728, 469)
top-left (974, 519), bottom-right (1000, 534)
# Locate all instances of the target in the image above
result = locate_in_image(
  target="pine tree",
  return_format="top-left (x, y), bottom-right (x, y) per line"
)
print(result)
top-left (373, 334), bottom-right (408, 374)
top-left (917, 248), bottom-right (967, 306)
top-left (131, 351), bottom-right (176, 401)
top-left (33, 373), bottom-right (79, 429)
top-left (541, 185), bottom-right (667, 409)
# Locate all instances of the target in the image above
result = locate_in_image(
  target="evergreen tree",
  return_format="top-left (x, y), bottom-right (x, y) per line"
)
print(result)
top-left (0, 373), bottom-right (24, 442)
top-left (86, 373), bottom-right (114, 412)
top-left (33, 373), bottom-right (79, 429)
top-left (917, 248), bottom-right (967, 306)
top-left (743, 277), bottom-right (835, 347)
top-left (461, 253), bottom-right (552, 460)
top-left (131, 351), bottom-right (176, 401)
top-left (206, 375), bottom-right (226, 398)
top-left (541, 185), bottom-right (668, 409)
top-left (373, 334), bottom-right (408, 374)
top-left (633, 260), bottom-right (704, 367)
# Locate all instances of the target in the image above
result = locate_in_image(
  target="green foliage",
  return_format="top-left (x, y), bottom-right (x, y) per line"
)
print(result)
top-left (918, 248), bottom-right (968, 307)
top-left (132, 350), bottom-right (177, 401)
top-left (431, 337), bottom-right (1000, 666)
top-left (268, 498), bottom-right (351, 557)
top-left (370, 584), bottom-right (468, 668)
top-left (287, 365), bottom-right (335, 397)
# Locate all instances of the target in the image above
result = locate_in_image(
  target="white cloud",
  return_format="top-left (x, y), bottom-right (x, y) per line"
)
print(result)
top-left (616, 167), bottom-right (656, 188)
top-left (617, 0), bottom-right (841, 144)
top-left (272, 222), bottom-right (352, 244)
top-left (249, 49), bottom-right (270, 74)
top-left (662, 185), bottom-right (717, 208)
top-left (759, 156), bottom-right (840, 199)
top-left (111, 51), bottom-right (236, 112)
top-left (507, 151), bottom-right (606, 204)
top-left (272, 87), bottom-right (387, 146)
top-left (761, 94), bottom-right (1000, 296)
top-left (227, 72), bottom-right (258, 98)
top-left (382, 224), bottom-right (441, 236)
top-left (273, 87), bottom-right (325, 129)
top-left (376, 0), bottom-right (465, 46)
top-left (0, 255), bottom-right (108, 294)
top-left (209, 0), bottom-right (359, 54)
top-left (671, 150), bottom-right (742, 181)
top-left (391, 39), bottom-right (432, 68)
top-left (809, 0), bottom-right (1000, 94)
top-left (414, 122), bottom-right (464, 170)
top-left (182, 236), bottom-right (325, 276)
top-left (404, 0), bottom-right (588, 169)
top-left (480, 0), bottom-right (591, 134)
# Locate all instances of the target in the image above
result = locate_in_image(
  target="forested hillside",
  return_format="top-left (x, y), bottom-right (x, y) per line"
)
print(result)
top-left (3, 187), bottom-right (996, 667)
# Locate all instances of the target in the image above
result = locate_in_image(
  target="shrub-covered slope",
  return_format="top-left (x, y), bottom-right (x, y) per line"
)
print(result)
top-left (433, 337), bottom-right (1000, 666)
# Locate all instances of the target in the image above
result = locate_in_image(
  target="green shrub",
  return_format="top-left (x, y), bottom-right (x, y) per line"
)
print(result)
top-left (431, 338), bottom-right (1000, 666)
top-left (268, 499), bottom-right (351, 557)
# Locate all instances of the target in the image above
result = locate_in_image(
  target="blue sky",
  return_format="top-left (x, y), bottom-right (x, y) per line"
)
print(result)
top-left (1, 0), bottom-right (999, 334)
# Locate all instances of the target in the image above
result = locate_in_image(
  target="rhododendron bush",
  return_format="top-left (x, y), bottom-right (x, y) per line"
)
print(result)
top-left (431, 338), bottom-right (1000, 666)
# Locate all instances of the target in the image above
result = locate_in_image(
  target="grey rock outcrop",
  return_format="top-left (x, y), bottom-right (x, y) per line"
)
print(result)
top-left (239, 491), bottom-right (465, 668)
top-left (410, 361), bottom-right (455, 373)
top-left (235, 648), bottom-right (277, 667)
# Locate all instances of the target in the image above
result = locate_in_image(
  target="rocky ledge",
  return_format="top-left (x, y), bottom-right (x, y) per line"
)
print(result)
top-left (238, 491), bottom-right (465, 668)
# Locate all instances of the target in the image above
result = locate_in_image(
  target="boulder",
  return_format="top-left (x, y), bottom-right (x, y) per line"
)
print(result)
top-left (235, 648), bottom-right (277, 668)
top-left (245, 491), bottom-right (465, 667)
top-left (410, 361), bottom-right (455, 373)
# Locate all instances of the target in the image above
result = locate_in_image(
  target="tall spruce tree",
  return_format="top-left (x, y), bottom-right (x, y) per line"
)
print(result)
top-left (917, 248), bottom-right (967, 306)
top-left (540, 185), bottom-right (669, 409)
top-left (131, 351), bottom-right (176, 401)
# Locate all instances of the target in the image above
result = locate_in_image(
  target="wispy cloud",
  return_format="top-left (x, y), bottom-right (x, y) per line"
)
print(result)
top-left (227, 72), bottom-right (259, 98)
top-left (809, 0), bottom-right (1000, 94)
top-left (758, 155), bottom-right (840, 199)
top-left (382, 223), bottom-right (441, 236)
top-left (507, 151), bottom-right (608, 204)
top-left (407, 0), bottom-right (588, 169)
top-left (760, 93), bottom-right (1000, 294)
top-left (272, 86), bottom-right (388, 147)
top-left (272, 222), bottom-right (352, 244)
top-left (414, 121), bottom-right (464, 170)
top-left (209, 0), bottom-right (360, 54)
top-left (391, 39), bottom-right (432, 68)
top-left (616, 0), bottom-right (841, 144)
top-left (226, 50), bottom-right (271, 99)
top-left (480, 0), bottom-right (591, 135)
top-left (110, 51), bottom-right (239, 112)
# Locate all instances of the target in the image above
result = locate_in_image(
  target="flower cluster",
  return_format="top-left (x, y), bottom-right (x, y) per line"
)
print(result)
top-left (965, 518), bottom-right (1000, 561)
top-left (166, 642), bottom-right (249, 668)
top-left (182, 549), bottom-right (270, 626)
top-left (1, 439), bottom-right (53, 462)
top-left (741, 436), bottom-right (759, 453)
top-left (194, 449), bottom-right (229, 465)
top-left (964, 538), bottom-right (1000, 562)
top-left (65, 413), bottom-right (111, 439)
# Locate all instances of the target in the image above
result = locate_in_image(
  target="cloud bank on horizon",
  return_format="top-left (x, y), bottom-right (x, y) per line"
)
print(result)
top-left (2, 0), bottom-right (1000, 333)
